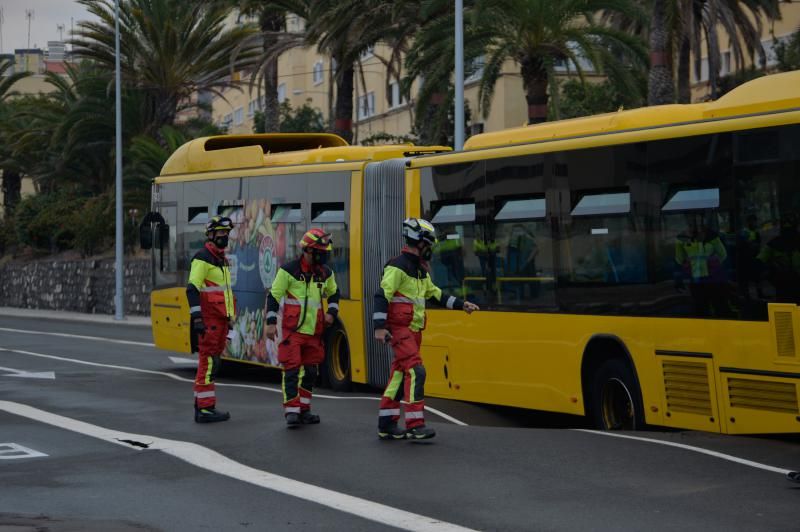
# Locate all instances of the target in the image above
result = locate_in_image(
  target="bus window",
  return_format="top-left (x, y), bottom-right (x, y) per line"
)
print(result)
top-left (188, 207), bottom-right (209, 225)
top-left (312, 202), bottom-right (348, 294)
top-left (564, 190), bottom-right (645, 285)
top-left (490, 196), bottom-right (555, 309)
top-left (734, 124), bottom-right (800, 315)
top-left (271, 203), bottom-right (303, 264)
top-left (430, 201), bottom-right (477, 299)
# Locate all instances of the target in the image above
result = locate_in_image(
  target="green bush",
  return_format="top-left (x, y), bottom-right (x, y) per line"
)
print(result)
top-left (72, 193), bottom-right (114, 257)
top-left (15, 193), bottom-right (94, 253)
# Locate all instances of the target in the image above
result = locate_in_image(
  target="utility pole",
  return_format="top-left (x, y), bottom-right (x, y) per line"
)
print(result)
top-left (454, 0), bottom-right (465, 151)
top-left (114, 0), bottom-right (124, 320)
top-left (0, 7), bottom-right (5, 54)
top-left (25, 9), bottom-right (34, 49)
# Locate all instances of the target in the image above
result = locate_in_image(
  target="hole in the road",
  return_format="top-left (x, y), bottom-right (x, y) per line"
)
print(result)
top-left (116, 439), bottom-right (151, 449)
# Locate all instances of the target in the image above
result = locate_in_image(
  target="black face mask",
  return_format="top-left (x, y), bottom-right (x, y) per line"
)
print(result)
top-left (311, 250), bottom-right (329, 265)
top-left (213, 235), bottom-right (229, 249)
top-left (420, 244), bottom-right (433, 260)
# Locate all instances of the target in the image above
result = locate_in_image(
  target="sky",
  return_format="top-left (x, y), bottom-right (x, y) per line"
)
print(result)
top-left (0, 0), bottom-right (96, 54)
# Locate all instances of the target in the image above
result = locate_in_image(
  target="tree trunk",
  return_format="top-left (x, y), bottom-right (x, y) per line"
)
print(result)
top-left (706, 2), bottom-right (720, 100)
top-left (677, 33), bottom-right (692, 103)
top-left (260, 10), bottom-right (283, 133)
top-left (520, 57), bottom-right (548, 124)
top-left (648, 0), bottom-right (675, 105)
top-left (1, 168), bottom-right (21, 216)
top-left (334, 62), bottom-right (354, 144)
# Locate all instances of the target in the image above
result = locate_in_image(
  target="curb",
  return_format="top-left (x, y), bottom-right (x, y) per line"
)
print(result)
top-left (0, 307), bottom-right (151, 327)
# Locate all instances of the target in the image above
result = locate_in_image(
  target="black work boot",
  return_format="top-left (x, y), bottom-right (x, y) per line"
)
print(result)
top-left (406, 425), bottom-right (436, 440)
top-left (285, 412), bottom-right (301, 427)
top-left (195, 407), bottom-right (230, 423)
top-left (300, 411), bottom-right (320, 424)
top-left (378, 423), bottom-right (407, 440)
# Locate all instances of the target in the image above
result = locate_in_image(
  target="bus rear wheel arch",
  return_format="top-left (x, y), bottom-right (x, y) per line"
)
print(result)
top-left (322, 321), bottom-right (352, 392)
top-left (581, 337), bottom-right (645, 431)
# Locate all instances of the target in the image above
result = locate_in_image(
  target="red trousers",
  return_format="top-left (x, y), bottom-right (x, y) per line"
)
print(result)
top-left (194, 318), bottom-right (227, 409)
top-left (279, 330), bottom-right (325, 415)
top-left (378, 326), bottom-right (427, 430)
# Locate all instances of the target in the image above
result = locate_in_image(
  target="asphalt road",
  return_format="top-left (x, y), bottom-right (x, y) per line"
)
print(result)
top-left (1, 314), bottom-right (799, 532)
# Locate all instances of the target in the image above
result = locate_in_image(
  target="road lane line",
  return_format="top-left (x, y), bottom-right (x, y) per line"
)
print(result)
top-left (0, 347), bottom-right (466, 425)
top-left (574, 429), bottom-right (792, 475)
top-left (0, 400), bottom-right (475, 532)
top-left (0, 327), bottom-right (155, 347)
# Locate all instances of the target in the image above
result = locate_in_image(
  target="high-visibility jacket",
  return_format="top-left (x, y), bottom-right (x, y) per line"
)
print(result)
top-left (373, 248), bottom-right (464, 332)
top-left (187, 242), bottom-right (236, 319)
top-left (266, 258), bottom-right (339, 336)
top-left (759, 234), bottom-right (800, 273)
top-left (474, 238), bottom-right (499, 255)
top-left (675, 235), bottom-right (727, 280)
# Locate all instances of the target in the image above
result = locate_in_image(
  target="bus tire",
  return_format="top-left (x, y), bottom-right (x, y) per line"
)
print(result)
top-left (589, 358), bottom-right (644, 431)
top-left (322, 322), bottom-right (352, 392)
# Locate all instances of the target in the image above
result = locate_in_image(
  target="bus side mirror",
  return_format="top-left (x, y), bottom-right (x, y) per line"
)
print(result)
top-left (139, 223), bottom-right (153, 250)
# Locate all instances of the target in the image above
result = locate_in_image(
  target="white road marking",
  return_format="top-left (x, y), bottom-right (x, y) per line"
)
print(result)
top-left (0, 365), bottom-right (55, 379)
top-left (0, 442), bottom-right (48, 459)
top-left (169, 356), bottom-right (198, 366)
top-left (573, 429), bottom-right (793, 475)
top-left (0, 347), bottom-right (465, 425)
top-left (8, 337), bottom-right (789, 475)
top-left (0, 327), bottom-right (155, 347)
top-left (0, 401), bottom-right (475, 532)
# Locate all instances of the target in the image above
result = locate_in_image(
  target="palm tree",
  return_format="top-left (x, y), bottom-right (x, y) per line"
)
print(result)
top-left (684, 0), bottom-right (780, 100)
top-left (0, 57), bottom-right (31, 216)
top-left (71, 0), bottom-right (259, 134)
top-left (435, 0), bottom-right (648, 124)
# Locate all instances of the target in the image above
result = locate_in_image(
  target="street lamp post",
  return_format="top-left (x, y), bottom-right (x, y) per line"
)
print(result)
top-left (454, 0), bottom-right (465, 151)
top-left (114, 0), bottom-right (124, 320)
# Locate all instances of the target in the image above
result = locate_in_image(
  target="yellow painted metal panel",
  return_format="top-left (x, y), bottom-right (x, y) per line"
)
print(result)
top-left (335, 299), bottom-right (368, 384)
top-left (349, 170), bottom-right (363, 300)
top-left (420, 346), bottom-right (451, 397)
top-left (412, 110), bottom-right (800, 170)
top-left (151, 287), bottom-right (191, 353)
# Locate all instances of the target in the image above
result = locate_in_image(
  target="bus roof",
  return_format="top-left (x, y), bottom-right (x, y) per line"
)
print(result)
top-left (463, 70), bottom-right (800, 150)
top-left (159, 132), bottom-right (449, 176)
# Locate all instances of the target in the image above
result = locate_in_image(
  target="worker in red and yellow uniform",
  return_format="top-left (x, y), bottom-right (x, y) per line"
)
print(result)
top-left (187, 216), bottom-right (236, 423)
top-left (266, 228), bottom-right (340, 427)
top-left (373, 218), bottom-right (479, 440)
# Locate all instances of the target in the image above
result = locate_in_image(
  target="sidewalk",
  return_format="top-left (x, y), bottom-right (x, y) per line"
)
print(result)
top-left (0, 307), bottom-right (151, 327)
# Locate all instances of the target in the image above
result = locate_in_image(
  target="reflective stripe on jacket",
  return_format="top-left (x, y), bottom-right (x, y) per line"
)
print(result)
top-left (373, 249), bottom-right (464, 332)
top-left (266, 258), bottom-right (339, 336)
top-left (186, 242), bottom-right (236, 319)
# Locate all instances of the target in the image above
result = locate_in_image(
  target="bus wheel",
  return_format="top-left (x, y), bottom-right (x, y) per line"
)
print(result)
top-left (589, 358), bottom-right (644, 431)
top-left (323, 322), bottom-right (351, 392)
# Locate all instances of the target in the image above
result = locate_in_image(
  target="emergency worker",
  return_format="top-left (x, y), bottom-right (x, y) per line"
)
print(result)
top-left (373, 218), bottom-right (479, 440)
top-left (266, 228), bottom-right (340, 426)
top-left (187, 216), bottom-right (236, 423)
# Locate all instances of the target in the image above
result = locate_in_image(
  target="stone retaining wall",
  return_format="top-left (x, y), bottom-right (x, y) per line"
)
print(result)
top-left (0, 258), bottom-right (151, 315)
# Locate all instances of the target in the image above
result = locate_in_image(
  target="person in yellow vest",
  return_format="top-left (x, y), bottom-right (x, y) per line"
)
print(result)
top-left (187, 216), bottom-right (236, 423)
top-left (266, 229), bottom-right (340, 426)
top-left (675, 214), bottom-right (730, 317)
top-left (373, 218), bottom-right (479, 440)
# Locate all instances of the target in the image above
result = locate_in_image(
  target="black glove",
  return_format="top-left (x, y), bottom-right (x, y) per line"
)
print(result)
top-left (192, 316), bottom-right (206, 334)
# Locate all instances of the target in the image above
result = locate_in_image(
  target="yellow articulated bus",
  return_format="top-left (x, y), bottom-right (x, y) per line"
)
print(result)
top-left (143, 71), bottom-right (800, 434)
